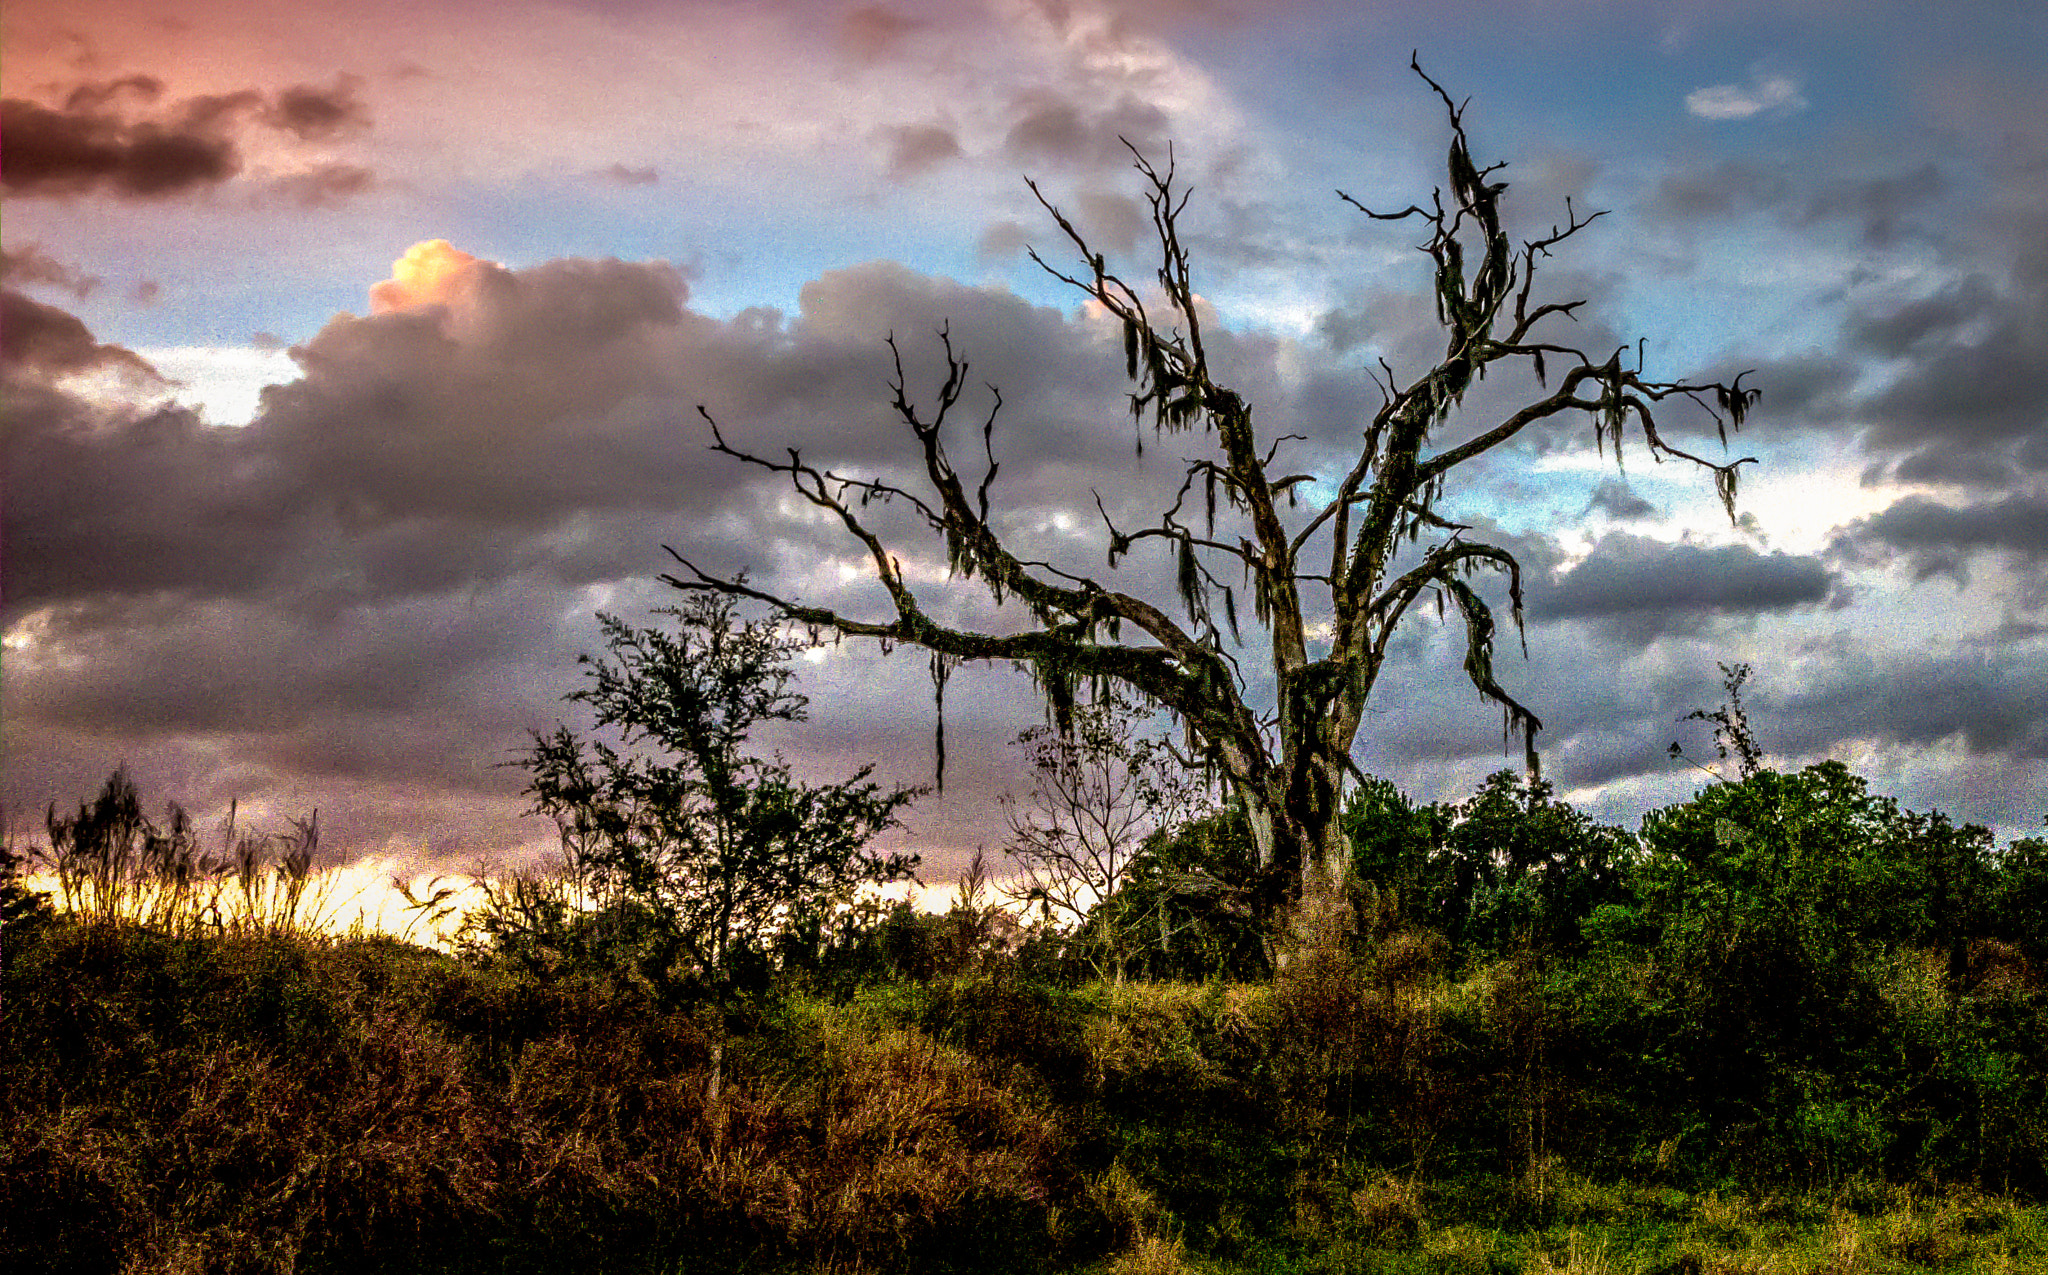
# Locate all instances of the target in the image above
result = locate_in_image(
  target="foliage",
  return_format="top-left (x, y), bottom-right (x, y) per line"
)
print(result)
top-left (1082, 806), bottom-right (1269, 982)
top-left (1634, 761), bottom-right (1995, 972)
top-left (0, 834), bottom-right (57, 950)
top-left (507, 590), bottom-right (922, 1003)
top-left (794, 850), bottom-right (1043, 992)
top-left (9, 753), bottom-right (2045, 1271)
top-left (665, 60), bottom-right (1762, 922)
top-left (1342, 771), bottom-right (1635, 963)
top-left (1988, 820), bottom-right (2048, 969)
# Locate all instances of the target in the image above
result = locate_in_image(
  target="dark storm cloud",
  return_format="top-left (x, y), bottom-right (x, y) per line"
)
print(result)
top-left (1, 96), bottom-right (240, 198)
top-left (1848, 275), bottom-right (1999, 357)
top-left (263, 76), bottom-right (370, 141)
top-left (839, 4), bottom-right (921, 62)
top-left (1831, 492), bottom-right (2048, 589)
top-left (2, 250), bottom-right (1224, 862)
top-left (1649, 157), bottom-right (1947, 246)
top-left (1580, 478), bottom-right (1659, 521)
top-left (1532, 534), bottom-right (1834, 631)
top-left (61, 75), bottom-right (166, 113)
top-left (273, 163), bottom-right (377, 208)
top-left (1801, 163), bottom-right (1948, 248)
top-left (1359, 601), bottom-right (2046, 832)
top-left (2, 75), bottom-right (372, 201)
top-left (1650, 158), bottom-right (1791, 219)
top-left (977, 220), bottom-right (1031, 263)
top-left (1687, 184), bottom-right (2045, 485)
top-left (1881, 449), bottom-right (2020, 490)
top-left (1740, 352), bottom-right (1857, 427)
top-left (1781, 645), bottom-right (2048, 763)
top-left (1850, 252), bottom-right (2048, 483)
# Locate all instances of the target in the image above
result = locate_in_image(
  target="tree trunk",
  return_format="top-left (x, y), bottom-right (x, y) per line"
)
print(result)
top-left (1239, 751), bottom-right (1353, 958)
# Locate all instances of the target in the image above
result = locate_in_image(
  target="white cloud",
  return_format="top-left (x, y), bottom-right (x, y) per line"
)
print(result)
top-left (1686, 71), bottom-right (1808, 121)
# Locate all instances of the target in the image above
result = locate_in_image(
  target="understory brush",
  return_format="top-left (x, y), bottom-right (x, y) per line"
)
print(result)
top-left (2, 877), bottom-right (2042, 1272)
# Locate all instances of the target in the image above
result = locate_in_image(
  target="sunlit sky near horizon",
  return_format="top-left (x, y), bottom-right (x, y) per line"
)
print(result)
top-left (6, 0), bottom-right (2046, 880)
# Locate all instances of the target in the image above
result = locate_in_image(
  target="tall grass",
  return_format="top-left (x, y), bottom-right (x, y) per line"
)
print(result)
top-left (36, 769), bottom-right (343, 941)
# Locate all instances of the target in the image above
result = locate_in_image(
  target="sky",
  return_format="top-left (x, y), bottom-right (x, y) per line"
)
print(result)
top-left (6, 0), bottom-right (2047, 885)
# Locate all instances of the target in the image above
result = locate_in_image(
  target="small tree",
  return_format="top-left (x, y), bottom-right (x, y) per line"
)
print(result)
top-left (669, 58), bottom-right (1760, 927)
top-left (1000, 691), bottom-right (1210, 928)
top-left (1670, 661), bottom-right (1767, 782)
top-left (515, 590), bottom-right (923, 1001)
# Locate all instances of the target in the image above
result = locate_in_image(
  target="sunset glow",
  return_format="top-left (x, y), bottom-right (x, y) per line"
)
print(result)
top-left (369, 239), bottom-right (485, 314)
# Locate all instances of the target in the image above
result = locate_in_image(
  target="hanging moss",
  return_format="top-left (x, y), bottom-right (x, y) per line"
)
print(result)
top-left (929, 651), bottom-right (957, 792)
top-left (1175, 535), bottom-right (1202, 622)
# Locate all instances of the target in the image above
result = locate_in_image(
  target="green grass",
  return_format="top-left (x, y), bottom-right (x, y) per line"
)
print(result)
top-left (3, 913), bottom-right (2043, 1274)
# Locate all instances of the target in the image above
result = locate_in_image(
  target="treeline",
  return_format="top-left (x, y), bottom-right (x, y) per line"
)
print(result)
top-left (803, 759), bottom-right (2048, 1186)
top-left (4, 757), bottom-right (2044, 1273)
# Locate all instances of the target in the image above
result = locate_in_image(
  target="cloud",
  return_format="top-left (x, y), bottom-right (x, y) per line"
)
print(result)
top-left (1848, 275), bottom-right (1999, 357)
top-left (0, 289), bottom-right (164, 384)
top-left (1, 245), bottom-right (1316, 864)
top-left (1003, 89), bottom-right (1169, 169)
top-left (1781, 643), bottom-right (2048, 764)
top-left (367, 240), bottom-right (486, 313)
top-left (1852, 275), bottom-right (2048, 482)
top-left (1581, 478), bottom-right (1660, 522)
top-left (977, 220), bottom-right (1031, 263)
top-left (61, 74), bottom-right (166, 113)
top-left (1685, 70), bottom-right (1807, 121)
top-left (1, 96), bottom-right (241, 198)
top-left (1, 75), bottom-right (373, 201)
top-left (840, 4), bottom-right (922, 62)
top-left (0, 245), bottom-right (100, 299)
top-left (1831, 491), bottom-right (2048, 584)
top-left (881, 122), bottom-right (962, 181)
top-left (1649, 157), bottom-right (1944, 249)
top-left (272, 162), bottom-right (377, 208)
top-left (1532, 534), bottom-right (1835, 634)
top-left (602, 163), bottom-right (660, 186)
top-left (263, 75), bottom-right (370, 141)
top-left (1802, 163), bottom-right (1946, 247)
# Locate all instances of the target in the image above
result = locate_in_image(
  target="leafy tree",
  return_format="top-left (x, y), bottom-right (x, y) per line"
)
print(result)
top-left (1439, 771), bottom-right (1635, 959)
top-left (666, 58), bottom-right (1760, 925)
top-left (1988, 820), bottom-right (2048, 970)
top-left (1340, 775), bottom-right (1450, 911)
top-left (1342, 771), bottom-right (1633, 960)
top-left (513, 590), bottom-right (923, 1002)
top-left (1635, 761), bottom-right (1993, 962)
top-left (1081, 807), bottom-right (1266, 981)
top-left (1624, 761), bottom-right (2005, 1141)
top-left (0, 834), bottom-right (57, 949)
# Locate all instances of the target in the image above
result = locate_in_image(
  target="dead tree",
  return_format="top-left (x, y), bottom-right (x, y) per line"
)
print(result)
top-left (666, 58), bottom-right (1759, 925)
